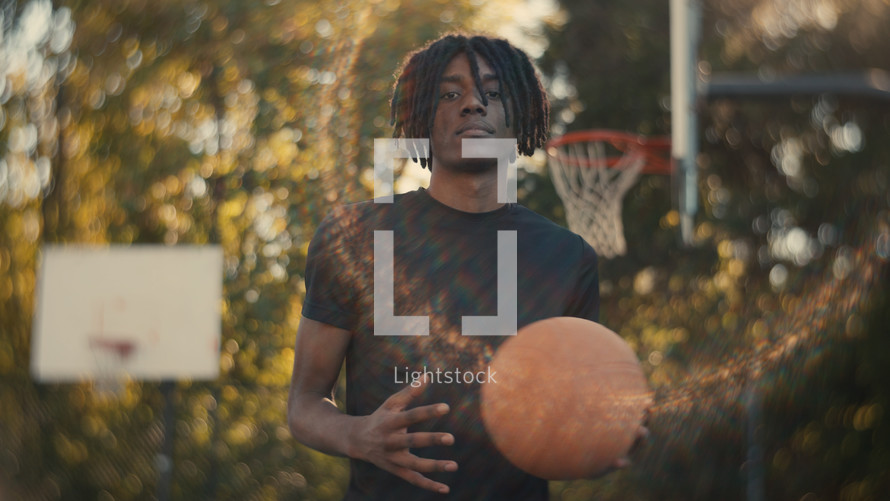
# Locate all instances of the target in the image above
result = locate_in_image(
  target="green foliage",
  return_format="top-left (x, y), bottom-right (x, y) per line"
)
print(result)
top-left (0, 0), bottom-right (485, 499)
top-left (539, 0), bottom-right (890, 499)
top-left (2, 0), bottom-right (889, 499)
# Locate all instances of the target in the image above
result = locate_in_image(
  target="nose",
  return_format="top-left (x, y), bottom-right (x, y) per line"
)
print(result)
top-left (461, 90), bottom-right (487, 115)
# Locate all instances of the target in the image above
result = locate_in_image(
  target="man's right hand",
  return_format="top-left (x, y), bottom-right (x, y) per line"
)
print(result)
top-left (288, 319), bottom-right (456, 494)
top-left (349, 376), bottom-right (458, 494)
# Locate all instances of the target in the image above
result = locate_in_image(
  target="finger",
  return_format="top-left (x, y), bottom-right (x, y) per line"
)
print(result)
top-left (391, 403), bottom-right (450, 429)
top-left (391, 451), bottom-right (459, 474)
top-left (627, 425), bottom-right (650, 456)
top-left (389, 466), bottom-right (452, 495)
top-left (383, 374), bottom-right (432, 410)
top-left (385, 431), bottom-right (455, 450)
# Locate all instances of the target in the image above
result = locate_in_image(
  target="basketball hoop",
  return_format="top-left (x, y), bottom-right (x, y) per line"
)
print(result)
top-left (546, 130), bottom-right (671, 258)
top-left (89, 336), bottom-right (137, 398)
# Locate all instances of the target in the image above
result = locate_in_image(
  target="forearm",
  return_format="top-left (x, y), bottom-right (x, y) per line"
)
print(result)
top-left (288, 391), bottom-right (361, 458)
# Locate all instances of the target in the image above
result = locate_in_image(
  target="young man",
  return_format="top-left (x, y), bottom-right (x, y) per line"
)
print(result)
top-left (288, 34), bottom-right (601, 499)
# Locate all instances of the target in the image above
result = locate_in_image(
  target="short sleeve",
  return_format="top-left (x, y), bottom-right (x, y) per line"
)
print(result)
top-left (301, 208), bottom-right (359, 331)
top-left (564, 235), bottom-right (600, 322)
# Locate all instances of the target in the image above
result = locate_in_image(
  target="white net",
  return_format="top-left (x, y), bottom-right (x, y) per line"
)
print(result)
top-left (89, 337), bottom-right (136, 399)
top-left (547, 139), bottom-right (647, 258)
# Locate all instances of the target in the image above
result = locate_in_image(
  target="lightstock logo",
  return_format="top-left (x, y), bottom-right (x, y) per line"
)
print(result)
top-left (372, 138), bottom-right (518, 337)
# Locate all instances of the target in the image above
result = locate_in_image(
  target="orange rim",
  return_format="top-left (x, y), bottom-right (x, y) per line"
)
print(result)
top-left (546, 129), bottom-right (672, 175)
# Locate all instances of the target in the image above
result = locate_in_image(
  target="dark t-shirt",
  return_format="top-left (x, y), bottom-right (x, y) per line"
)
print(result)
top-left (302, 188), bottom-right (599, 500)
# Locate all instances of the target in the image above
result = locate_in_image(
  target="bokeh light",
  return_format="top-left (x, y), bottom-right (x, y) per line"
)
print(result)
top-left (1, 0), bottom-right (889, 499)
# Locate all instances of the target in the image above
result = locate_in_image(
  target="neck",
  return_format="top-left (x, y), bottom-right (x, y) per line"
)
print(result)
top-left (427, 164), bottom-right (504, 213)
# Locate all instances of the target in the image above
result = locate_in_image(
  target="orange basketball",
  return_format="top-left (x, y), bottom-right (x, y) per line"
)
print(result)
top-left (481, 317), bottom-right (652, 480)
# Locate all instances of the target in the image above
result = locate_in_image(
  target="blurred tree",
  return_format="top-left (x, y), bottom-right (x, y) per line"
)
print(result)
top-left (0, 0), bottom-right (490, 499)
top-left (539, 0), bottom-right (890, 500)
top-left (4, 0), bottom-right (887, 499)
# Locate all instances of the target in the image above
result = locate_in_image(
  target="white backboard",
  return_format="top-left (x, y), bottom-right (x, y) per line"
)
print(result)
top-left (31, 245), bottom-right (223, 382)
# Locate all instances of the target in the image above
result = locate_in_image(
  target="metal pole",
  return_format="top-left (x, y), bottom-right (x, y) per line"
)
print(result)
top-left (745, 380), bottom-right (765, 501)
top-left (157, 380), bottom-right (176, 501)
top-left (670, 0), bottom-right (701, 246)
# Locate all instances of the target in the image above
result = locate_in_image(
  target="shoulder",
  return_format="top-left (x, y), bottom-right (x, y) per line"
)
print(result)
top-left (512, 205), bottom-right (587, 241)
top-left (332, 190), bottom-right (422, 216)
top-left (318, 199), bottom-right (375, 226)
top-left (315, 194), bottom-right (397, 228)
top-left (312, 191), bottom-right (423, 239)
top-left (511, 204), bottom-right (598, 261)
top-left (511, 204), bottom-right (565, 229)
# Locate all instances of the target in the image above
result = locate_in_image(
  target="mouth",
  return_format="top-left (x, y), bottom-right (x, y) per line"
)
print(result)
top-left (456, 122), bottom-right (495, 135)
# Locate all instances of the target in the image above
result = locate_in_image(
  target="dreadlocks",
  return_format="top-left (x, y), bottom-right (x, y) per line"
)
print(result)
top-left (390, 33), bottom-right (550, 169)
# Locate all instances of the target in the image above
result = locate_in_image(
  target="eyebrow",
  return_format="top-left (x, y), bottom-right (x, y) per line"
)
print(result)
top-left (440, 73), bottom-right (499, 83)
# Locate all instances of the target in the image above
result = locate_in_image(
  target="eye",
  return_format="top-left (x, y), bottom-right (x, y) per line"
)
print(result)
top-left (485, 89), bottom-right (501, 100)
top-left (440, 91), bottom-right (459, 101)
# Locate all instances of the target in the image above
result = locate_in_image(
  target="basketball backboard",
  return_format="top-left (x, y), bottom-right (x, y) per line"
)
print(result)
top-left (31, 245), bottom-right (223, 384)
top-left (668, 0), bottom-right (890, 249)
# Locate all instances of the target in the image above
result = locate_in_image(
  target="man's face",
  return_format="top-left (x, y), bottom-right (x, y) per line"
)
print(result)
top-left (429, 52), bottom-right (513, 172)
